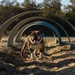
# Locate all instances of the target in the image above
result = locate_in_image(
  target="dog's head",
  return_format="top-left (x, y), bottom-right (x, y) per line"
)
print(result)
top-left (29, 30), bottom-right (43, 44)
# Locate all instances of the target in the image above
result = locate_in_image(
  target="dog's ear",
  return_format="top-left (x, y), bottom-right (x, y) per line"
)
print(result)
top-left (30, 30), bottom-right (39, 34)
top-left (36, 30), bottom-right (40, 33)
top-left (39, 30), bottom-right (45, 37)
top-left (29, 30), bottom-right (43, 35)
top-left (30, 30), bottom-right (35, 35)
top-left (38, 30), bottom-right (44, 34)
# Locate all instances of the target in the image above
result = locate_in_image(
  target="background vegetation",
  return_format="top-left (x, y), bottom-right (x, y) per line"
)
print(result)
top-left (0, 0), bottom-right (75, 36)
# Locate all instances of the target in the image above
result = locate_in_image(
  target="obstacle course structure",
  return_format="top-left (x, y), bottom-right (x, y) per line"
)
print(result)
top-left (0, 11), bottom-right (75, 48)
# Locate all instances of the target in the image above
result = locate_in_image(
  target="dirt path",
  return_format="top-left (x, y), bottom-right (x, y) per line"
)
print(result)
top-left (0, 37), bottom-right (75, 75)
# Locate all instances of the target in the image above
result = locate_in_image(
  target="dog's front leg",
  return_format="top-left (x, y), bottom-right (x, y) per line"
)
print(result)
top-left (30, 52), bottom-right (34, 60)
top-left (30, 49), bottom-right (35, 60)
top-left (27, 41), bottom-right (34, 60)
top-left (21, 41), bottom-right (27, 56)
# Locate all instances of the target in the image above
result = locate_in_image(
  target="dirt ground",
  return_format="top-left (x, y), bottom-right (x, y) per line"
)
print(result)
top-left (0, 37), bottom-right (75, 75)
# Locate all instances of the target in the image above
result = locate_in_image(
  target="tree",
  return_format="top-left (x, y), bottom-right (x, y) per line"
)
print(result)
top-left (70, 0), bottom-right (75, 6)
top-left (41, 0), bottom-right (61, 13)
top-left (23, 0), bottom-right (37, 11)
top-left (0, 0), bottom-right (24, 24)
top-left (51, 0), bottom-right (61, 12)
top-left (42, 0), bottom-right (52, 9)
top-left (0, 0), bottom-right (18, 6)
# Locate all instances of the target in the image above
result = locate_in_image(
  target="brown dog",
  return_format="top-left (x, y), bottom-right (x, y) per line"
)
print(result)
top-left (21, 30), bottom-right (44, 60)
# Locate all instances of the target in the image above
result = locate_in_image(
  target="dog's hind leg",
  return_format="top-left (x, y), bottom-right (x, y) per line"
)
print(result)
top-left (39, 52), bottom-right (43, 59)
top-left (39, 43), bottom-right (44, 59)
top-left (40, 49), bottom-right (44, 59)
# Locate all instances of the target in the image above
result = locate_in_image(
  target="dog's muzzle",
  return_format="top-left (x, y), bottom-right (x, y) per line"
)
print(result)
top-left (29, 36), bottom-right (43, 45)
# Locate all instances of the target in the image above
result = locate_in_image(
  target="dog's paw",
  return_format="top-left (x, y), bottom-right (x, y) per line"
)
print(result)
top-left (20, 53), bottom-right (23, 57)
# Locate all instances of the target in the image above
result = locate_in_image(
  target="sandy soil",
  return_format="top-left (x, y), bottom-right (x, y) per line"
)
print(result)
top-left (0, 37), bottom-right (75, 75)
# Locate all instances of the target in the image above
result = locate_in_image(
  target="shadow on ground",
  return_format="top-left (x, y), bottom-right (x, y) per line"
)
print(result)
top-left (0, 40), bottom-right (75, 75)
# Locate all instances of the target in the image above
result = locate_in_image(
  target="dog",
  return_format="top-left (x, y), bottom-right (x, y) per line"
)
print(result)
top-left (20, 30), bottom-right (44, 60)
